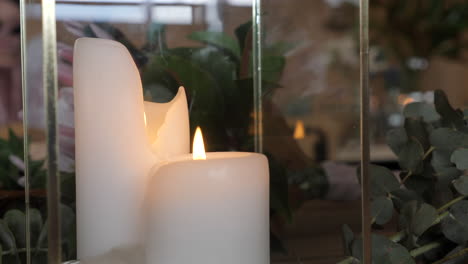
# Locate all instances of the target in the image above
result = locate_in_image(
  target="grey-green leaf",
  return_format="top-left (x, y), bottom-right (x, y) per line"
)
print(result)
top-left (369, 164), bottom-right (401, 198)
top-left (450, 148), bottom-right (468, 170)
top-left (400, 201), bottom-right (438, 237)
top-left (441, 200), bottom-right (468, 244)
top-left (434, 90), bottom-right (466, 131)
top-left (372, 234), bottom-right (415, 264)
top-left (412, 203), bottom-right (438, 236)
top-left (342, 224), bottom-right (354, 256)
top-left (404, 118), bottom-right (430, 150)
top-left (371, 196), bottom-right (394, 225)
top-left (0, 219), bottom-right (16, 251)
top-left (404, 102), bottom-right (440, 122)
top-left (29, 209), bottom-right (43, 245)
top-left (430, 128), bottom-right (468, 153)
top-left (352, 234), bottom-right (415, 264)
top-left (3, 210), bottom-right (26, 248)
top-left (398, 138), bottom-right (424, 174)
top-left (453, 176), bottom-right (468, 195)
top-left (386, 128), bottom-right (408, 156)
top-left (188, 31), bottom-right (241, 59)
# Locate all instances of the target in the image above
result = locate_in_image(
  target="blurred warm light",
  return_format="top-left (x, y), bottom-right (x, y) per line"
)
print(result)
top-left (193, 127), bottom-right (206, 160)
top-left (144, 112), bottom-right (147, 127)
top-left (398, 95), bottom-right (415, 106)
top-left (293, 120), bottom-right (305, 140)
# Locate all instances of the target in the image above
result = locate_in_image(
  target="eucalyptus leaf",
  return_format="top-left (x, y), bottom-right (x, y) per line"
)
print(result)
top-left (430, 128), bottom-right (468, 153)
top-left (451, 149), bottom-right (468, 170)
top-left (441, 200), bottom-right (468, 244)
top-left (436, 166), bottom-right (462, 187)
top-left (453, 176), bottom-right (468, 196)
top-left (386, 128), bottom-right (408, 156)
top-left (464, 109), bottom-right (468, 120)
top-left (3, 210), bottom-right (26, 248)
top-left (398, 138), bottom-right (424, 174)
top-left (404, 118), bottom-right (430, 151)
top-left (0, 219), bottom-right (16, 252)
top-left (351, 234), bottom-right (415, 264)
top-left (413, 203), bottom-right (438, 237)
top-left (434, 90), bottom-right (466, 131)
top-left (432, 150), bottom-right (454, 170)
top-left (367, 164), bottom-right (401, 198)
top-left (188, 31), bottom-right (241, 59)
top-left (400, 201), bottom-right (438, 237)
top-left (29, 209), bottom-right (43, 246)
top-left (342, 224), bottom-right (354, 256)
top-left (372, 235), bottom-right (415, 264)
top-left (391, 189), bottom-right (422, 210)
top-left (371, 196), bottom-right (394, 225)
top-left (404, 102), bottom-right (440, 122)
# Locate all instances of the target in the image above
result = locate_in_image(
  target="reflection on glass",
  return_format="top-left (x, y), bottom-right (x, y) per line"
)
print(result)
top-left (1, 0), bottom-right (31, 263)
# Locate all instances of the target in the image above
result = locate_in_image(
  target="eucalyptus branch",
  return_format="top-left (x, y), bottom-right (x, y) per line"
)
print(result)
top-left (390, 231), bottom-right (405, 243)
top-left (336, 256), bottom-right (358, 264)
top-left (423, 146), bottom-right (435, 160)
top-left (432, 248), bottom-right (468, 264)
top-left (410, 241), bottom-right (443, 258)
top-left (437, 195), bottom-right (468, 213)
top-left (401, 171), bottom-right (413, 185)
top-left (390, 200), bottom-right (455, 243)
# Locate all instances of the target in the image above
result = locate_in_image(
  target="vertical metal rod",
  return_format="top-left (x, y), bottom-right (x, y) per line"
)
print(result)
top-left (360, 0), bottom-right (371, 263)
top-left (42, 0), bottom-right (61, 262)
top-left (19, 0), bottom-right (31, 263)
top-left (252, 0), bottom-right (263, 153)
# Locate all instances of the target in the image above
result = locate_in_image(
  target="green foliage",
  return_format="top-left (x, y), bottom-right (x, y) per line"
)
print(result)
top-left (441, 201), bottom-right (468, 245)
top-left (0, 206), bottom-right (75, 263)
top-left (371, 196), bottom-right (394, 225)
top-left (341, 90), bottom-right (468, 263)
top-left (0, 130), bottom-right (47, 191)
top-left (345, 232), bottom-right (415, 264)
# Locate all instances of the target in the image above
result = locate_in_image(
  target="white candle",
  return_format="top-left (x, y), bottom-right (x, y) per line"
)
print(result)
top-left (144, 87), bottom-right (189, 159)
top-left (145, 128), bottom-right (270, 264)
top-left (74, 38), bottom-right (189, 259)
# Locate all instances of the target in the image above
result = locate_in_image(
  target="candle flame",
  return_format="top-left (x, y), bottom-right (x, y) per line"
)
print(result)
top-left (193, 127), bottom-right (206, 160)
top-left (293, 120), bottom-right (305, 139)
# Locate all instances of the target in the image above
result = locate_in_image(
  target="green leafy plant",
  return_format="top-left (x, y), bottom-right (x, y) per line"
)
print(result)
top-left (0, 131), bottom-right (77, 263)
top-left (0, 205), bottom-right (76, 264)
top-left (339, 90), bottom-right (468, 264)
top-left (0, 130), bottom-right (46, 190)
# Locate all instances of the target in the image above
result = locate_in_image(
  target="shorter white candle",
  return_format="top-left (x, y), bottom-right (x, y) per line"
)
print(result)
top-left (145, 128), bottom-right (270, 264)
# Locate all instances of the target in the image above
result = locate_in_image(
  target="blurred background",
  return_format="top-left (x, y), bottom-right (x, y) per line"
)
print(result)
top-left (0, 0), bottom-right (467, 263)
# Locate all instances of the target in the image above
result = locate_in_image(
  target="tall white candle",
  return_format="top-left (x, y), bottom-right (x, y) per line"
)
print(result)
top-left (145, 129), bottom-right (270, 264)
top-left (74, 38), bottom-right (189, 259)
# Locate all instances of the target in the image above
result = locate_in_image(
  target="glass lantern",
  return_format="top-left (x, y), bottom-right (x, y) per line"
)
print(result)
top-left (7, 0), bottom-right (379, 263)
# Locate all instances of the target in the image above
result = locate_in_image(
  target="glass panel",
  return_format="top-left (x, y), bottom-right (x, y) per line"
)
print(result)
top-left (261, 1), bottom-right (363, 263)
top-left (368, 1), bottom-right (468, 264)
top-left (0, 0), bottom-right (30, 263)
top-left (24, 0), bottom-right (265, 263)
